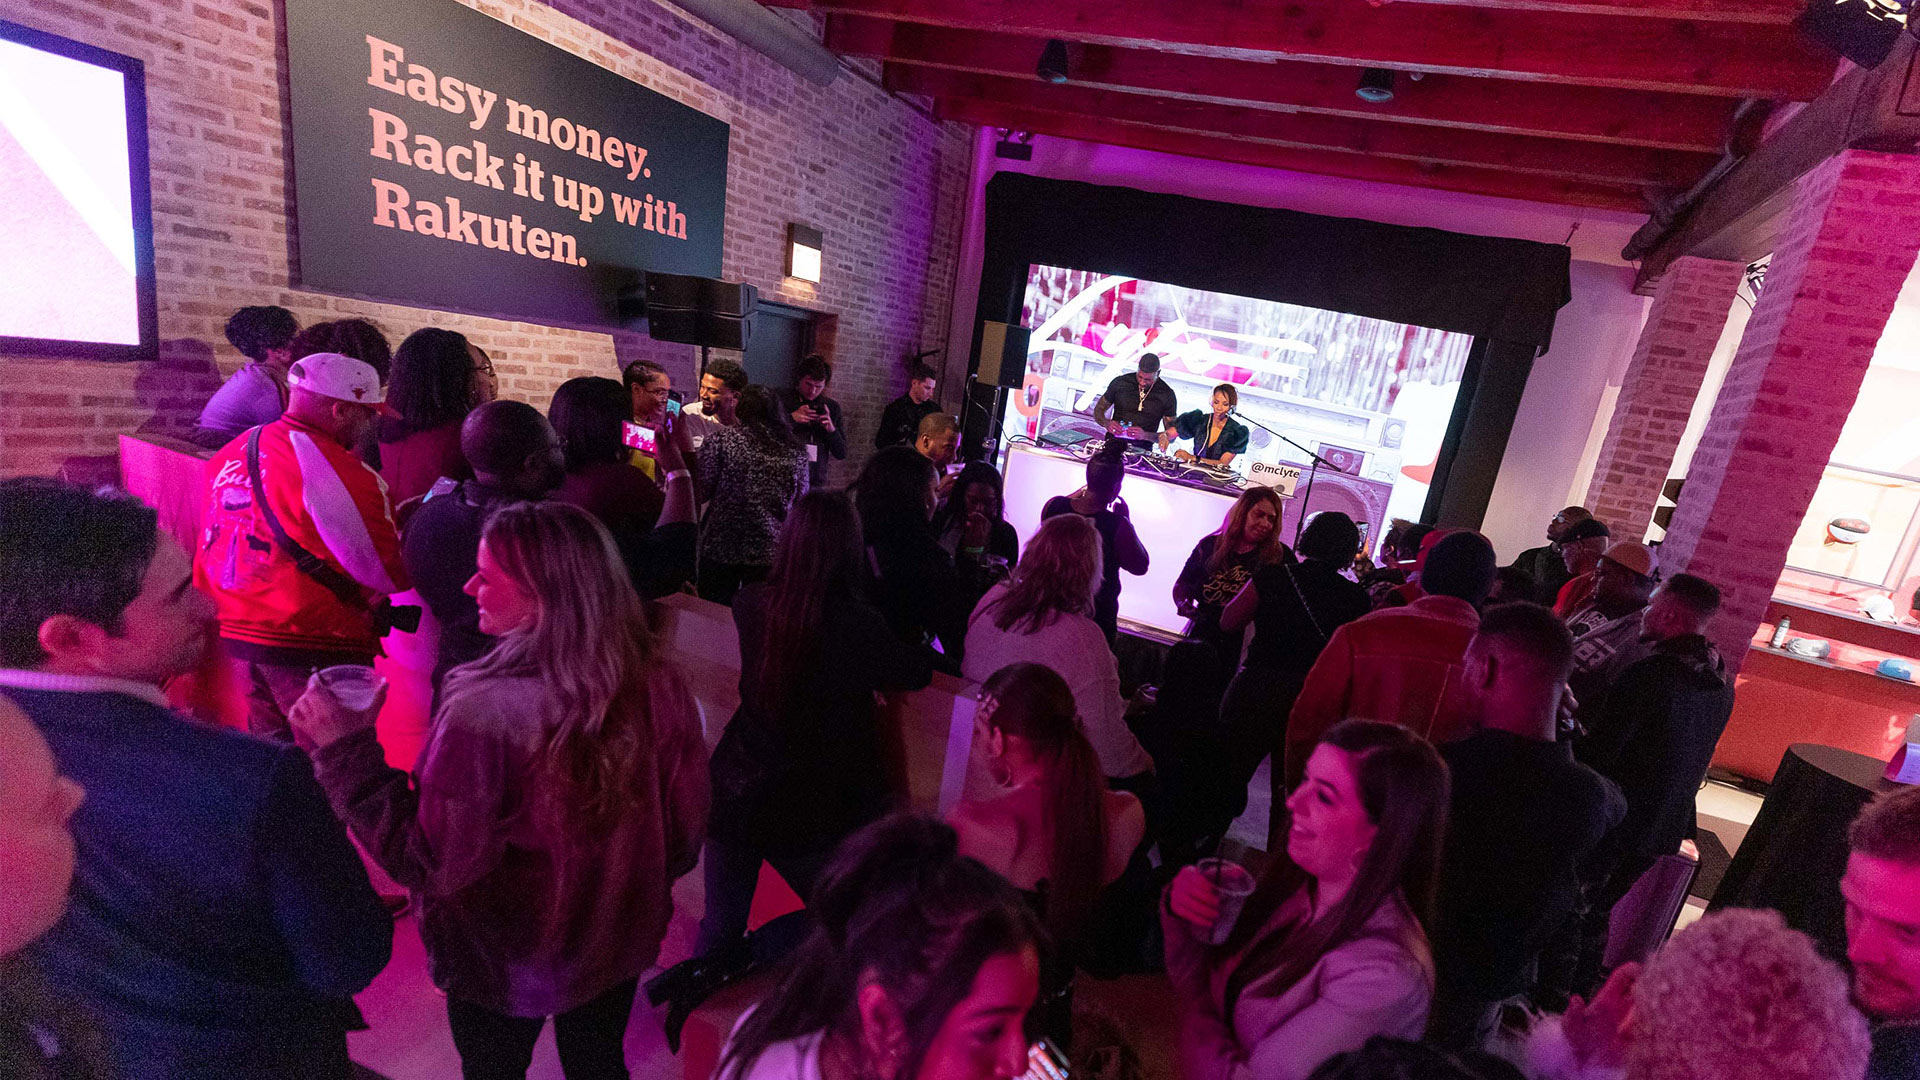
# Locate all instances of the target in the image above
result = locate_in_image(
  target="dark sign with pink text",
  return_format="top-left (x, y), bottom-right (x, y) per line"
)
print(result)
top-left (284, 0), bottom-right (728, 328)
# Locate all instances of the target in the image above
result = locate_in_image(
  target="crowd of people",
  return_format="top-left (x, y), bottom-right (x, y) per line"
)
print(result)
top-left (0, 305), bottom-right (1914, 1080)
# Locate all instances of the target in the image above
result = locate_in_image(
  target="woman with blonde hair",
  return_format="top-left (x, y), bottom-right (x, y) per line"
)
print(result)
top-left (963, 513), bottom-right (1154, 787)
top-left (289, 500), bottom-right (709, 1080)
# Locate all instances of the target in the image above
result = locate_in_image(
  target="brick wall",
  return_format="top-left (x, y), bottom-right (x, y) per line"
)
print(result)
top-left (1657, 149), bottom-right (1920, 670)
top-left (0, 0), bottom-right (971, 482)
top-left (1584, 255), bottom-right (1744, 541)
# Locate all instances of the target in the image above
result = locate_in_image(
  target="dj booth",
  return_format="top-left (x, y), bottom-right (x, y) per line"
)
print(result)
top-left (997, 441), bottom-right (1393, 639)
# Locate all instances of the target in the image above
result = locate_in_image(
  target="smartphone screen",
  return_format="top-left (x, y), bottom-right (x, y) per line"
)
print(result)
top-left (1021, 1039), bottom-right (1069, 1080)
top-left (666, 397), bottom-right (682, 415)
top-left (622, 421), bottom-right (657, 455)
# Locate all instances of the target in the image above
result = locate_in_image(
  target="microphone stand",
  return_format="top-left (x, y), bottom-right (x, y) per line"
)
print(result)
top-left (1230, 409), bottom-right (1341, 545)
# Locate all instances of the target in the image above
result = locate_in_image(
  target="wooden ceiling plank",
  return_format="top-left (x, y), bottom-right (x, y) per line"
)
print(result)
top-left (1632, 33), bottom-right (1920, 289)
top-left (889, 66), bottom-right (1717, 186)
top-left (812, 0), bottom-right (1835, 98)
top-left (1388, 0), bottom-right (1801, 24)
top-left (827, 18), bottom-right (1737, 153)
top-left (936, 98), bottom-right (1650, 212)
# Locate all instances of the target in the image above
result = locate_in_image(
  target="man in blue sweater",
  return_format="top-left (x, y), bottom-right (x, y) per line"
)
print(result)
top-left (0, 478), bottom-right (391, 1079)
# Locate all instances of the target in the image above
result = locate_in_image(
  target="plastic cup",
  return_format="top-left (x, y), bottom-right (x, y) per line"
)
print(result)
top-left (1195, 857), bottom-right (1258, 945)
top-left (315, 664), bottom-right (385, 713)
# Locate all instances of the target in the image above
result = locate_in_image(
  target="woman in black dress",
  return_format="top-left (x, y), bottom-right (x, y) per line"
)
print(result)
top-left (1212, 511), bottom-right (1371, 840)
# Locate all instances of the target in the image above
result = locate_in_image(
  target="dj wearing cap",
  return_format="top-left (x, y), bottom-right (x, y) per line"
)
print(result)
top-left (195, 352), bottom-right (411, 741)
top-left (1093, 352), bottom-right (1179, 442)
top-left (1564, 540), bottom-right (1658, 729)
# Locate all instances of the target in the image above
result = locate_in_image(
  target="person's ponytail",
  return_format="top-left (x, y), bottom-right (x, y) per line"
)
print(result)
top-left (982, 662), bottom-right (1112, 953)
top-left (1045, 717), bottom-right (1110, 950)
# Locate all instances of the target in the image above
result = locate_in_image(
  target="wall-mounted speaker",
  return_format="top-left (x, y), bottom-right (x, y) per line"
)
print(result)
top-left (976, 321), bottom-right (1031, 388)
top-left (644, 272), bottom-right (758, 350)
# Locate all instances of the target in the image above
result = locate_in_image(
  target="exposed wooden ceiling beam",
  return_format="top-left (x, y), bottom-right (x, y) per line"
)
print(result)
top-left (1632, 32), bottom-right (1920, 290)
top-left (889, 66), bottom-right (1717, 187)
top-left (1385, 0), bottom-right (1801, 24)
top-left (827, 18), bottom-right (1737, 153)
top-left (936, 98), bottom-right (1650, 213)
top-left (804, 0), bottom-right (1835, 98)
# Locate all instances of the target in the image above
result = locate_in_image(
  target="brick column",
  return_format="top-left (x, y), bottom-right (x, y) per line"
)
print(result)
top-left (1585, 256), bottom-right (1745, 540)
top-left (1658, 149), bottom-right (1920, 671)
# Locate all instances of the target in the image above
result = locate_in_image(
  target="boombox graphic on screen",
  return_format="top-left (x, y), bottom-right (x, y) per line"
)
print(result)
top-left (1275, 471), bottom-right (1394, 554)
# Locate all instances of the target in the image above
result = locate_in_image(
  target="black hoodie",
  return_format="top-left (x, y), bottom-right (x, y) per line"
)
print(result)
top-left (1575, 633), bottom-right (1736, 860)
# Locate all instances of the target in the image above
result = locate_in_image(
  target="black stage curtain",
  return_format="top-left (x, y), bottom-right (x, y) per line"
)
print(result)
top-left (968, 173), bottom-right (1573, 529)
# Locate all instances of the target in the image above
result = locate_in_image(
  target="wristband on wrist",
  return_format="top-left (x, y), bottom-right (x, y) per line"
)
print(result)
top-left (663, 468), bottom-right (692, 483)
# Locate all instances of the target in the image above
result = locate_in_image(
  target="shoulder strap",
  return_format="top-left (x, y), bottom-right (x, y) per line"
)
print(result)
top-left (245, 426), bottom-right (367, 609)
top-left (1283, 562), bottom-right (1331, 643)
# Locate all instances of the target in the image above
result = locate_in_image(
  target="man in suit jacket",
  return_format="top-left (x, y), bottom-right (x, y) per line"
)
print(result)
top-left (0, 479), bottom-right (391, 1080)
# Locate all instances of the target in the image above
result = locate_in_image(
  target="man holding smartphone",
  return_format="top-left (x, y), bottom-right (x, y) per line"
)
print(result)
top-left (778, 354), bottom-right (846, 487)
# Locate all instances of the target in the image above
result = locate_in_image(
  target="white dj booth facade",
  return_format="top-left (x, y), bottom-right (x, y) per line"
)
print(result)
top-left (997, 442), bottom-right (1393, 640)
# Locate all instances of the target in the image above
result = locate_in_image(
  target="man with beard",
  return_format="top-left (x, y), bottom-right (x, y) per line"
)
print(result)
top-left (1551, 573), bottom-right (1735, 1002)
top-left (1507, 506), bottom-right (1592, 606)
top-left (1843, 786), bottom-right (1920, 1080)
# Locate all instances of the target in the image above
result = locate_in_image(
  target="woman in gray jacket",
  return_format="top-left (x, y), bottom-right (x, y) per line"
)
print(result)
top-left (1163, 720), bottom-right (1449, 1080)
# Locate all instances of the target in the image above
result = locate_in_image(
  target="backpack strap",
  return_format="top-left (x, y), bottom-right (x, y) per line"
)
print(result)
top-left (245, 426), bottom-right (367, 610)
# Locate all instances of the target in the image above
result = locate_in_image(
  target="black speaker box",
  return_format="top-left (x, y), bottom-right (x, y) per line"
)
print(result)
top-left (644, 272), bottom-right (758, 349)
top-left (976, 321), bottom-right (1031, 388)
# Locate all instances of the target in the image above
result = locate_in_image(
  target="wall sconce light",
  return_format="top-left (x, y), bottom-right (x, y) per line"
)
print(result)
top-left (787, 222), bottom-right (823, 283)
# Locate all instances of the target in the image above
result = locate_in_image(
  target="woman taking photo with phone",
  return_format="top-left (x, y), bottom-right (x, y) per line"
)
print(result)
top-left (718, 813), bottom-right (1045, 1080)
top-left (1163, 720), bottom-right (1448, 1080)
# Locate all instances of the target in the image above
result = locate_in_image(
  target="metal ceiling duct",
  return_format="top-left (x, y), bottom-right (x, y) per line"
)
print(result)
top-left (672, 0), bottom-right (842, 87)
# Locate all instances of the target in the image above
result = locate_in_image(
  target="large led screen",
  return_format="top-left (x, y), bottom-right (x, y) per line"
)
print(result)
top-left (0, 21), bottom-right (155, 359)
top-left (1006, 265), bottom-right (1473, 529)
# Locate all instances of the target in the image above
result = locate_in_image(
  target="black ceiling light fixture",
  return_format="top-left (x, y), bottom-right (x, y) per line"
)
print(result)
top-left (1037, 39), bottom-right (1070, 83)
top-left (1356, 67), bottom-right (1396, 103)
top-left (994, 129), bottom-right (1035, 160)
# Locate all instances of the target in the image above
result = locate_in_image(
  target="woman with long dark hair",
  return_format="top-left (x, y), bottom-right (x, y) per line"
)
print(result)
top-left (1216, 511), bottom-right (1372, 849)
top-left (1163, 720), bottom-right (1448, 1080)
top-left (379, 327), bottom-right (495, 505)
top-left (854, 445), bottom-right (969, 667)
top-left (698, 384), bottom-right (810, 605)
top-left (649, 492), bottom-right (935, 1040)
top-left (1174, 486), bottom-right (1292, 663)
top-left (717, 814), bottom-right (1045, 1080)
top-left (932, 461), bottom-right (1021, 614)
top-left (948, 662), bottom-right (1143, 1043)
top-left (290, 500), bottom-right (709, 1080)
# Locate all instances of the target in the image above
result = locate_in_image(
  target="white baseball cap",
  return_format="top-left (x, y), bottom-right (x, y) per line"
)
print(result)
top-left (287, 352), bottom-right (384, 405)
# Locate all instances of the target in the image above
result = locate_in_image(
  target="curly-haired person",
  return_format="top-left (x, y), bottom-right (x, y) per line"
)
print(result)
top-left (1520, 908), bottom-right (1870, 1080)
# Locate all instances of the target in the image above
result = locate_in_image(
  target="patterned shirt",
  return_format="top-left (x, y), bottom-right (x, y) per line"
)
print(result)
top-left (697, 426), bottom-right (809, 567)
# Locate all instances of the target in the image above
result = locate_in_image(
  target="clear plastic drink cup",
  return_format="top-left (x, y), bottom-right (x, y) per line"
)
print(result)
top-left (314, 664), bottom-right (385, 713)
top-left (1195, 857), bottom-right (1258, 945)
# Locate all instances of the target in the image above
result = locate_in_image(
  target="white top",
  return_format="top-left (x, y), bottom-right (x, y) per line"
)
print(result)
top-left (718, 1017), bottom-right (825, 1080)
top-left (962, 583), bottom-right (1154, 779)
